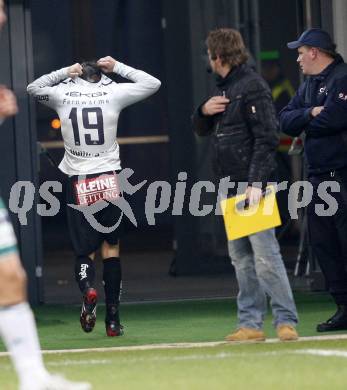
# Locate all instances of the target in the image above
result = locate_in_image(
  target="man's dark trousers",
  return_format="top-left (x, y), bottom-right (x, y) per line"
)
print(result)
top-left (307, 167), bottom-right (347, 304)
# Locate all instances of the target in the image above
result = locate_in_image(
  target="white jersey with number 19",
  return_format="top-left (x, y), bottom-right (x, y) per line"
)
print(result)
top-left (27, 62), bottom-right (161, 176)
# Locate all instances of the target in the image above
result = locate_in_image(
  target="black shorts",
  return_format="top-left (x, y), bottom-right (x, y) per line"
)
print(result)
top-left (65, 170), bottom-right (125, 256)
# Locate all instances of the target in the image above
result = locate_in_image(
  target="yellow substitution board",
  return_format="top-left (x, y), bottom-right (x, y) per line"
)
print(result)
top-left (220, 185), bottom-right (281, 240)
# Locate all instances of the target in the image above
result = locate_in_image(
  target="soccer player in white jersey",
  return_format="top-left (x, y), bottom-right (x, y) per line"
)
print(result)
top-left (0, 1), bottom-right (91, 389)
top-left (27, 56), bottom-right (161, 336)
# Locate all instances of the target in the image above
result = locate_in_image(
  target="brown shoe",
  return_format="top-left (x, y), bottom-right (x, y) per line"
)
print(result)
top-left (225, 327), bottom-right (266, 342)
top-left (277, 324), bottom-right (298, 341)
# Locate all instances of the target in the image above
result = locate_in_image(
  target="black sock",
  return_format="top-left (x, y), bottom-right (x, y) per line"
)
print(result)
top-left (75, 256), bottom-right (96, 294)
top-left (103, 257), bottom-right (122, 307)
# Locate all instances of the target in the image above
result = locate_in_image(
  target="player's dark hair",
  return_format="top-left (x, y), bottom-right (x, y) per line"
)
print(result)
top-left (80, 61), bottom-right (102, 83)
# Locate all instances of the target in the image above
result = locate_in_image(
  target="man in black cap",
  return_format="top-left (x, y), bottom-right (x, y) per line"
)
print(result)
top-left (280, 28), bottom-right (347, 332)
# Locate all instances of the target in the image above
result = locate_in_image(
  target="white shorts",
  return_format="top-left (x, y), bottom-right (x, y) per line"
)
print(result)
top-left (0, 198), bottom-right (18, 261)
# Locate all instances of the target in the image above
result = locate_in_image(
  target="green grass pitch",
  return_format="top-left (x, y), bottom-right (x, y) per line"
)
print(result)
top-left (1, 293), bottom-right (347, 389)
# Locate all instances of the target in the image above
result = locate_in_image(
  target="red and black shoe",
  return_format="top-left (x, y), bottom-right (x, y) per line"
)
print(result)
top-left (80, 288), bottom-right (97, 333)
top-left (105, 304), bottom-right (124, 337)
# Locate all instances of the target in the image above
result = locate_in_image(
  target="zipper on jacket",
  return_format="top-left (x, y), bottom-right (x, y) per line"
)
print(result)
top-left (216, 130), bottom-right (243, 138)
top-left (216, 90), bottom-right (226, 132)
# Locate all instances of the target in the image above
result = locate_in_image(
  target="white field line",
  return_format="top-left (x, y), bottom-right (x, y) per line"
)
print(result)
top-left (42, 349), bottom-right (347, 363)
top-left (30, 349), bottom-right (347, 364)
top-left (2, 349), bottom-right (347, 371)
top-left (1, 348), bottom-right (347, 373)
top-left (296, 349), bottom-right (347, 358)
top-left (1, 334), bottom-right (347, 358)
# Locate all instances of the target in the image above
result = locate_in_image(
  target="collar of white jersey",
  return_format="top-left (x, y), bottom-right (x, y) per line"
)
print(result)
top-left (65, 74), bottom-right (114, 87)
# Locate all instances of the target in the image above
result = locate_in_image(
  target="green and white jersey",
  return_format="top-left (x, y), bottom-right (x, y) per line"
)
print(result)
top-left (0, 198), bottom-right (17, 258)
top-left (27, 62), bottom-right (161, 175)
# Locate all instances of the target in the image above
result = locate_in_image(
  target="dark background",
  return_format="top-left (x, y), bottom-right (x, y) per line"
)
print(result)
top-left (0, 0), bottom-right (332, 303)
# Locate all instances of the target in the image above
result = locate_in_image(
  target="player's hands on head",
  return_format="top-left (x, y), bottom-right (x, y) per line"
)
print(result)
top-left (97, 56), bottom-right (117, 73)
top-left (0, 86), bottom-right (18, 118)
top-left (67, 63), bottom-right (83, 78)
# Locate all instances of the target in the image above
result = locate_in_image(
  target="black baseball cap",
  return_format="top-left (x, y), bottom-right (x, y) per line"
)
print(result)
top-left (287, 28), bottom-right (334, 50)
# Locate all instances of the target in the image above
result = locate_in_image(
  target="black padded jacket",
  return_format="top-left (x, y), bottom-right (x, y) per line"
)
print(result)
top-left (192, 64), bottom-right (279, 185)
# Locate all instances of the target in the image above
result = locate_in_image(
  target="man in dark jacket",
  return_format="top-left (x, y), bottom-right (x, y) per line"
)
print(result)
top-left (280, 28), bottom-right (347, 332)
top-left (193, 28), bottom-right (298, 342)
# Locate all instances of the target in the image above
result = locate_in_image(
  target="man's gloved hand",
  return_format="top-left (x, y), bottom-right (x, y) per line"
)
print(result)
top-left (0, 86), bottom-right (18, 119)
top-left (67, 63), bottom-right (83, 78)
top-left (97, 56), bottom-right (117, 73)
